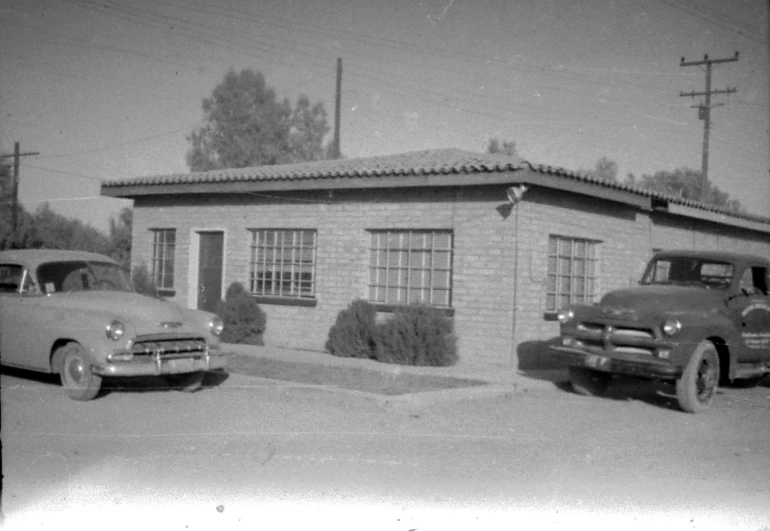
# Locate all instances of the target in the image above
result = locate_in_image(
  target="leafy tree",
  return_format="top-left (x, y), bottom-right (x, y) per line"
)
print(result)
top-left (588, 157), bottom-right (619, 182)
top-left (626, 167), bottom-right (744, 212)
top-left (187, 69), bottom-right (331, 171)
top-left (25, 202), bottom-right (109, 253)
top-left (486, 138), bottom-right (519, 158)
top-left (107, 207), bottom-right (132, 269)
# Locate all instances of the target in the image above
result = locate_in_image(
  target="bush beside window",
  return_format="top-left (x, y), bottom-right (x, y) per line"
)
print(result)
top-left (131, 263), bottom-right (158, 297)
top-left (215, 282), bottom-right (267, 345)
top-left (326, 300), bottom-right (457, 367)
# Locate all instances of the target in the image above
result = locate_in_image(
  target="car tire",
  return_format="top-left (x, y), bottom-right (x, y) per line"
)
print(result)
top-left (165, 371), bottom-right (205, 392)
top-left (58, 343), bottom-right (102, 401)
top-left (676, 340), bottom-right (720, 413)
top-left (569, 366), bottom-right (612, 396)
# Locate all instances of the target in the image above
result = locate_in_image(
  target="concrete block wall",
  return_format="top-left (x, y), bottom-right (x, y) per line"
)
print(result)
top-left (651, 214), bottom-right (770, 257)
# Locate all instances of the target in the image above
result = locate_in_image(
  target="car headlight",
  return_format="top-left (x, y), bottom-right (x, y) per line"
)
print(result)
top-left (209, 316), bottom-right (224, 337)
top-left (662, 317), bottom-right (682, 336)
top-left (105, 319), bottom-right (126, 341)
top-left (557, 309), bottom-right (575, 324)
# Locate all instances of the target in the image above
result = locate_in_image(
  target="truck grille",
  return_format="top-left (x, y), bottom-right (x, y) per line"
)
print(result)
top-left (575, 322), bottom-right (657, 356)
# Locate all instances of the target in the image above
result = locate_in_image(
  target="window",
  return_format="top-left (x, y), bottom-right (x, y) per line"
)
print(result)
top-left (0, 265), bottom-right (23, 294)
top-left (546, 235), bottom-right (599, 312)
top-left (151, 229), bottom-right (176, 290)
top-left (249, 229), bottom-right (316, 299)
top-left (369, 230), bottom-right (453, 307)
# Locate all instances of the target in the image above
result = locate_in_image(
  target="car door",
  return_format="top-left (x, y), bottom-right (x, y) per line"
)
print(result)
top-left (733, 264), bottom-right (770, 363)
top-left (0, 264), bottom-right (49, 370)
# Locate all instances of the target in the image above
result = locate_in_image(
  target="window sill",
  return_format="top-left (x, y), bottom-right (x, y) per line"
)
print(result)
top-left (252, 295), bottom-right (318, 308)
top-left (371, 302), bottom-right (454, 317)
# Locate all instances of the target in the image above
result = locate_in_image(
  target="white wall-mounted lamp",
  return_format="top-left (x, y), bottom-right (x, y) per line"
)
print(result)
top-left (506, 184), bottom-right (529, 205)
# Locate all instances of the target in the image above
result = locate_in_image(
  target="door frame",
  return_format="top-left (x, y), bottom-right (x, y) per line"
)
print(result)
top-left (187, 229), bottom-right (227, 310)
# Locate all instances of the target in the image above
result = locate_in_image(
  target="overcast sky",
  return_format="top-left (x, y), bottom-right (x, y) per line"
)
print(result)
top-left (1, 0), bottom-right (768, 231)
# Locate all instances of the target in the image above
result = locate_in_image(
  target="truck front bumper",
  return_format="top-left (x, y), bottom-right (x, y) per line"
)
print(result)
top-left (550, 345), bottom-right (683, 380)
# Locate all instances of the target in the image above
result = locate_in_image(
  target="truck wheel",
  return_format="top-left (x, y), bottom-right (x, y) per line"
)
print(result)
top-left (58, 343), bottom-right (102, 401)
top-left (165, 371), bottom-right (205, 392)
top-left (676, 340), bottom-right (720, 413)
top-left (569, 367), bottom-right (612, 396)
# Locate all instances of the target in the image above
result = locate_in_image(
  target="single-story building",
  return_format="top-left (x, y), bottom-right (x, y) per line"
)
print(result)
top-left (101, 148), bottom-right (770, 368)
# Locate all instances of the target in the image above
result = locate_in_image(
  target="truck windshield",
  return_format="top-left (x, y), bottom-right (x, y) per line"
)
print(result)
top-left (641, 257), bottom-right (734, 290)
top-left (37, 260), bottom-right (133, 294)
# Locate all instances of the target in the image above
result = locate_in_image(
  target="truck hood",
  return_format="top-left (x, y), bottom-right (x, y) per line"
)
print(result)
top-left (42, 291), bottom-right (188, 330)
top-left (597, 285), bottom-right (724, 320)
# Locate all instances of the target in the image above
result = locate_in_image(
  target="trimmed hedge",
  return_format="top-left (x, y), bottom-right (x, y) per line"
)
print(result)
top-left (326, 300), bottom-right (457, 367)
top-left (325, 299), bottom-right (378, 359)
top-left (215, 283), bottom-right (267, 345)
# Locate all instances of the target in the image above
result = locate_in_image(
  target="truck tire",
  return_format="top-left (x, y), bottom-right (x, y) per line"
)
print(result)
top-left (676, 340), bottom-right (720, 413)
top-left (569, 366), bottom-right (612, 396)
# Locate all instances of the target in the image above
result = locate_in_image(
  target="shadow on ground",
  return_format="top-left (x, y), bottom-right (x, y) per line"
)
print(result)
top-left (1, 364), bottom-right (230, 400)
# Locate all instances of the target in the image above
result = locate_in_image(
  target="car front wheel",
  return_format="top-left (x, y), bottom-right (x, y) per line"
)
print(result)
top-left (58, 343), bottom-right (102, 401)
top-left (676, 340), bottom-right (720, 413)
top-left (569, 366), bottom-right (612, 396)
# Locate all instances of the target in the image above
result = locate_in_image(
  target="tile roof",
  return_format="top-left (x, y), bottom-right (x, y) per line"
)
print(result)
top-left (101, 147), bottom-right (770, 226)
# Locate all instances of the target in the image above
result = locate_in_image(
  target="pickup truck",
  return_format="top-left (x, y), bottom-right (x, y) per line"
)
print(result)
top-left (550, 250), bottom-right (770, 413)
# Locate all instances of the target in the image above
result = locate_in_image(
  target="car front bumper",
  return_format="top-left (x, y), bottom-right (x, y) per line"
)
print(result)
top-left (90, 349), bottom-right (227, 377)
top-left (550, 345), bottom-right (683, 380)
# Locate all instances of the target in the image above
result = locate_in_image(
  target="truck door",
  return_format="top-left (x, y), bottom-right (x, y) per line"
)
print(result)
top-left (733, 265), bottom-right (770, 363)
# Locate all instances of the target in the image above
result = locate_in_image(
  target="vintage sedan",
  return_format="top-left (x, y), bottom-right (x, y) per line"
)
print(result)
top-left (0, 249), bottom-right (226, 400)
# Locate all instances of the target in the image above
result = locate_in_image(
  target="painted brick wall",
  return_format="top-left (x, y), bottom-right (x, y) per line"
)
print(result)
top-left (131, 185), bottom-right (770, 369)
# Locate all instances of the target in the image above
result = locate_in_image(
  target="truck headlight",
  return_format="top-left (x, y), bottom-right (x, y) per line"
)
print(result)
top-left (209, 316), bottom-right (224, 337)
top-left (557, 309), bottom-right (575, 324)
top-left (662, 317), bottom-right (682, 336)
top-left (105, 319), bottom-right (126, 341)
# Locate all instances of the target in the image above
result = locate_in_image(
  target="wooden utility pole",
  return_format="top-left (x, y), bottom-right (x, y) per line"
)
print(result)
top-left (679, 52), bottom-right (739, 201)
top-left (332, 57), bottom-right (342, 159)
top-left (0, 142), bottom-right (40, 244)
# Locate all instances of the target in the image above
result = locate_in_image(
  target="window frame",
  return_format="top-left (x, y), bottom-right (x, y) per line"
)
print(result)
top-left (248, 228), bottom-right (318, 304)
top-left (544, 234), bottom-right (600, 316)
top-left (150, 228), bottom-right (176, 293)
top-left (367, 229), bottom-right (453, 309)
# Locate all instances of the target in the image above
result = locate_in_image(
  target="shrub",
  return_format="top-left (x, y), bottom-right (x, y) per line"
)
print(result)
top-left (131, 263), bottom-right (158, 297)
top-left (325, 301), bottom-right (458, 367)
top-left (325, 299), bottom-right (378, 359)
top-left (215, 283), bottom-right (267, 345)
top-left (375, 304), bottom-right (457, 367)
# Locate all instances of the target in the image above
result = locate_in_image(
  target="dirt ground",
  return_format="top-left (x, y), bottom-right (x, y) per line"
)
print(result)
top-left (2, 366), bottom-right (769, 531)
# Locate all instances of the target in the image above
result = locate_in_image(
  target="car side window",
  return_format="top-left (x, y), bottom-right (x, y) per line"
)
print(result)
top-left (0, 265), bottom-right (24, 294)
top-left (750, 267), bottom-right (768, 296)
top-left (20, 269), bottom-right (39, 295)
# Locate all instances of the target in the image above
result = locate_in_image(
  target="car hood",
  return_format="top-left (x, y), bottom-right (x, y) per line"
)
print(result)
top-left (597, 285), bottom-right (724, 320)
top-left (42, 291), bottom-right (187, 329)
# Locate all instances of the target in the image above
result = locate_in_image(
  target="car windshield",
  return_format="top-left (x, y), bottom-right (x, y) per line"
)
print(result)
top-left (37, 260), bottom-right (133, 294)
top-left (641, 256), bottom-right (735, 290)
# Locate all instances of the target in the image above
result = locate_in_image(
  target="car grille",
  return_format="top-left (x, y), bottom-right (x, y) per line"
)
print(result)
top-left (129, 335), bottom-right (208, 359)
top-left (575, 322), bottom-right (657, 356)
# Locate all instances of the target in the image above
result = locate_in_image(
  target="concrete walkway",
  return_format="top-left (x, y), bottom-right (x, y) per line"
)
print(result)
top-left (220, 343), bottom-right (569, 407)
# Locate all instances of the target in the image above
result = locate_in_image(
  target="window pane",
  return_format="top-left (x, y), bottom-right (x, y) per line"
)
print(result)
top-left (248, 230), bottom-right (316, 298)
top-left (368, 230), bottom-right (452, 307)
